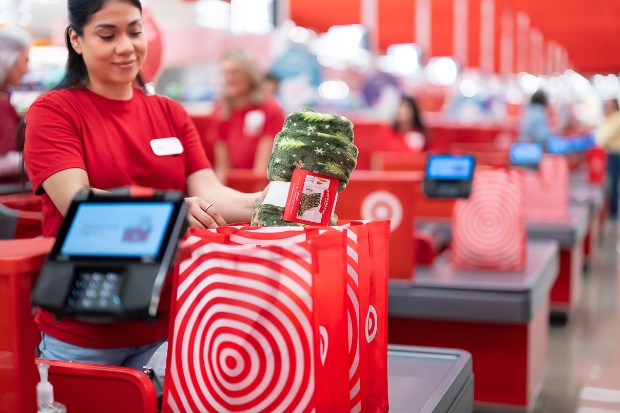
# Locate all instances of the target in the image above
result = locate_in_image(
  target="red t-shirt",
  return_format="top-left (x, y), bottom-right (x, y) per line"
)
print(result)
top-left (214, 99), bottom-right (285, 169)
top-left (23, 87), bottom-right (211, 349)
top-left (374, 125), bottom-right (427, 153)
top-left (0, 95), bottom-right (20, 155)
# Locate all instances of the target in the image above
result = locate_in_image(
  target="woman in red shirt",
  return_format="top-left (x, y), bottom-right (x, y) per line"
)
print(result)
top-left (0, 27), bottom-right (30, 176)
top-left (213, 49), bottom-right (285, 182)
top-left (23, 0), bottom-right (263, 370)
top-left (375, 95), bottom-right (429, 152)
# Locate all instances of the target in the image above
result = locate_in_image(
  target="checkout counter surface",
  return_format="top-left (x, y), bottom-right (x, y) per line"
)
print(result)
top-left (525, 206), bottom-right (589, 248)
top-left (388, 345), bottom-right (473, 413)
top-left (390, 240), bottom-right (559, 323)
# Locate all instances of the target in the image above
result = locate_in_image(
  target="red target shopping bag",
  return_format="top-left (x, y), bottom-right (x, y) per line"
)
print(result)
top-left (524, 155), bottom-right (570, 223)
top-left (452, 168), bottom-right (527, 271)
top-left (587, 147), bottom-right (606, 184)
top-left (164, 231), bottom-right (350, 413)
top-left (177, 221), bottom-right (390, 413)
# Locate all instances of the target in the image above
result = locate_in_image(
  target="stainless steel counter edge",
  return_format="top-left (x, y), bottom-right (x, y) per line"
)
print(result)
top-left (388, 241), bottom-right (560, 324)
top-left (388, 345), bottom-right (473, 413)
top-left (525, 205), bottom-right (590, 248)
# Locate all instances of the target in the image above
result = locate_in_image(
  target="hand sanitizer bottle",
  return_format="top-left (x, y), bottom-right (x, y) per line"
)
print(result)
top-left (37, 363), bottom-right (67, 413)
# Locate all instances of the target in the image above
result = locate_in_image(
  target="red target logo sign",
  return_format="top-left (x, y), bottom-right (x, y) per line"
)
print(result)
top-left (167, 241), bottom-right (316, 413)
top-left (361, 191), bottom-right (403, 231)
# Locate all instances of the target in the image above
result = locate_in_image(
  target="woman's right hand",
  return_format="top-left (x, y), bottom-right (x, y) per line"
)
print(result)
top-left (185, 196), bottom-right (227, 229)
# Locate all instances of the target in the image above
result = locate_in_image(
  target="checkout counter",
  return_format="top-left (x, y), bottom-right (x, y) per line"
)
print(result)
top-left (526, 205), bottom-right (589, 318)
top-left (0, 191), bottom-right (474, 413)
top-left (389, 240), bottom-right (559, 412)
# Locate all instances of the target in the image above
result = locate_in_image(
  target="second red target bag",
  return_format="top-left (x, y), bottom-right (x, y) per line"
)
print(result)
top-left (164, 222), bottom-right (390, 413)
top-left (524, 155), bottom-right (570, 223)
top-left (451, 168), bottom-right (527, 271)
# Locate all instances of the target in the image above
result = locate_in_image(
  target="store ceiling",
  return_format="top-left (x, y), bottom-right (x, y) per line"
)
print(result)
top-left (289, 0), bottom-right (620, 75)
top-left (516, 0), bottom-right (620, 74)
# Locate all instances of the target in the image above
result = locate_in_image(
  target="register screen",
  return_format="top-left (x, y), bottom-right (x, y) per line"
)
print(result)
top-left (510, 142), bottom-right (543, 164)
top-left (546, 137), bottom-right (573, 155)
top-left (426, 155), bottom-right (474, 180)
top-left (60, 203), bottom-right (174, 258)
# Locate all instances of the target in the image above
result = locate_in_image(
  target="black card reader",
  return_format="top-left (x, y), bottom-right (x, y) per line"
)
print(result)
top-left (31, 190), bottom-right (188, 322)
top-left (423, 154), bottom-right (475, 199)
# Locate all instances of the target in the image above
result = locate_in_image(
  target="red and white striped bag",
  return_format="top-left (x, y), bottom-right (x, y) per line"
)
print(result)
top-left (524, 155), bottom-right (570, 223)
top-left (452, 168), bottom-right (527, 271)
top-left (164, 222), bottom-right (390, 413)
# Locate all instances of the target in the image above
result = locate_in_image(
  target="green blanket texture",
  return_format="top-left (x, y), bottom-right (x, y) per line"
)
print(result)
top-left (250, 107), bottom-right (358, 227)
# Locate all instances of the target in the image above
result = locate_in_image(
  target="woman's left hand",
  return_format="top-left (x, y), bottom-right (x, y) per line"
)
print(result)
top-left (184, 196), bottom-right (227, 229)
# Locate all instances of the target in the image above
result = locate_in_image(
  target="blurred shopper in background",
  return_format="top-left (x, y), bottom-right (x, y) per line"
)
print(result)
top-left (519, 89), bottom-right (552, 144)
top-left (262, 72), bottom-right (280, 102)
top-left (375, 95), bottom-right (428, 152)
top-left (0, 27), bottom-right (31, 177)
top-left (598, 98), bottom-right (620, 220)
top-left (213, 49), bottom-right (285, 182)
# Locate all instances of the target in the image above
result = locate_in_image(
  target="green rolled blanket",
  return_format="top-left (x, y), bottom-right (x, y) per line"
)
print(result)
top-left (251, 107), bottom-right (358, 227)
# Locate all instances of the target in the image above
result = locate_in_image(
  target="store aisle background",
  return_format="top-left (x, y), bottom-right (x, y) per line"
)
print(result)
top-left (533, 227), bottom-right (620, 413)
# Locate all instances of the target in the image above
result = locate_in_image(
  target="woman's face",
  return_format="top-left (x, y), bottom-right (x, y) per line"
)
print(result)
top-left (70, 1), bottom-right (146, 88)
top-left (396, 101), bottom-right (414, 128)
top-left (5, 47), bottom-right (29, 87)
top-left (221, 58), bottom-right (252, 99)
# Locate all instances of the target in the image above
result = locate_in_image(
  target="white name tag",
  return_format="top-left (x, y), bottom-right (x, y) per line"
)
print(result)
top-left (150, 137), bottom-right (184, 156)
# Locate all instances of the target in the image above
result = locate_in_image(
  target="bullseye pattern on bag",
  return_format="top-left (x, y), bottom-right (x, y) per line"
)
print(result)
top-left (452, 169), bottom-right (527, 271)
top-left (345, 229), bottom-right (362, 413)
top-left (167, 240), bottom-right (318, 412)
top-left (169, 222), bottom-right (390, 413)
top-left (524, 155), bottom-right (570, 223)
top-left (204, 226), bottom-right (364, 413)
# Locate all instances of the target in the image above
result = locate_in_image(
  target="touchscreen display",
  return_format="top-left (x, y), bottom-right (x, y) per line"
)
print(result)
top-left (571, 133), bottom-right (596, 152)
top-left (510, 142), bottom-right (543, 165)
top-left (426, 155), bottom-right (474, 181)
top-left (546, 137), bottom-right (573, 155)
top-left (60, 203), bottom-right (174, 258)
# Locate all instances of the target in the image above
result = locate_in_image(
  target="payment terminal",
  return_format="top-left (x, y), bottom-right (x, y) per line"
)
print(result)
top-left (509, 142), bottom-right (543, 169)
top-left (31, 191), bottom-right (188, 322)
top-left (423, 154), bottom-right (475, 199)
top-left (571, 133), bottom-right (596, 152)
top-left (546, 136), bottom-right (573, 155)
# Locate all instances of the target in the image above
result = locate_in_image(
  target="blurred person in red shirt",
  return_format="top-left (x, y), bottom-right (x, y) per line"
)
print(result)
top-left (0, 27), bottom-right (31, 177)
top-left (213, 50), bottom-right (285, 182)
top-left (375, 95), bottom-right (429, 153)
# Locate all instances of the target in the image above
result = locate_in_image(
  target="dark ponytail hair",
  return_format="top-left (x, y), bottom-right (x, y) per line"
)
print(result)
top-left (55, 0), bottom-right (145, 90)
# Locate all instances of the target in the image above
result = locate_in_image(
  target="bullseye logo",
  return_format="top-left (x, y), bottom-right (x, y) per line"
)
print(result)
top-left (168, 241), bottom-right (316, 413)
top-left (361, 191), bottom-right (403, 231)
top-left (365, 305), bottom-right (378, 343)
top-left (453, 170), bottom-right (526, 270)
top-left (524, 155), bottom-right (569, 223)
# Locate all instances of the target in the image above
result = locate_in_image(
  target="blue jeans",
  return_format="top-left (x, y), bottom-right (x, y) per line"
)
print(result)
top-left (608, 153), bottom-right (620, 220)
top-left (39, 333), bottom-right (167, 371)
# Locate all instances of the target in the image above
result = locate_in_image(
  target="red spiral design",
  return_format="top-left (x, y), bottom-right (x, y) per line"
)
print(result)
top-left (524, 155), bottom-right (570, 223)
top-left (452, 169), bottom-right (526, 271)
top-left (167, 239), bottom-right (316, 413)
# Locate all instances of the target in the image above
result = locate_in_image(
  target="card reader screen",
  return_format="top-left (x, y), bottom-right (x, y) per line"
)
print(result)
top-left (546, 137), bottom-right (573, 155)
top-left (60, 203), bottom-right (174, 258)
top-left (510, 142), bottom-right (543, 165)
top-left (426, 155), bottom-right (474, 181)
